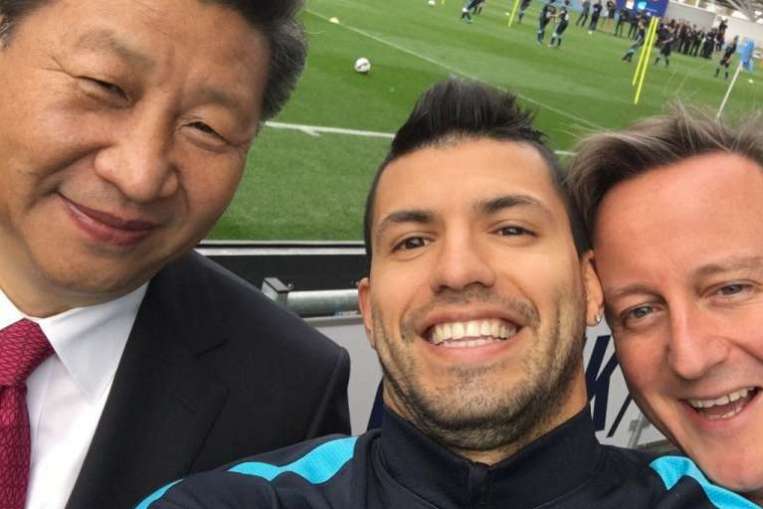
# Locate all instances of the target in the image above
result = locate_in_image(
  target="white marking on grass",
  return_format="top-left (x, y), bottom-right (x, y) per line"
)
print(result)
top-left (265, 121), bottom-right (394, 139)
top-left (265, 121), bottom-right (575, 155)
top-left (306, 9), bottom-right (604, 131)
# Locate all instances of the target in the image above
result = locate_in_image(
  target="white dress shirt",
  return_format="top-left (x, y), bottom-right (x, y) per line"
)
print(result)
top-left (0, 285), bottom-right (148, 509)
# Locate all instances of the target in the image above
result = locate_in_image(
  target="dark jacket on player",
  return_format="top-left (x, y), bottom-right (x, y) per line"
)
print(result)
top-left (138, 409), bottom-right (758, 509)
top-left (540, 1), bottom-right (557, 25)
top-left (556, 5), bottom-right (570, 29)
top-left (721, 39), bottom-right (738, 64)
top-left (591, 2), bottom-right (603, 21)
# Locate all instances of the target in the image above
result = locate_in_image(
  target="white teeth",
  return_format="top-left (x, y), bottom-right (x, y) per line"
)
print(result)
top-left (442, 323), bottom-right (452, 341)
top-left (688, 387), bottom-right (754, 409)
top-left (705, 405), bottom-right (745, 420)
top-left (432, 325), bottom-right (443, 344)
top-left (427, 319), bottom-right (518, 345)
top-left (729, 388), bottom-right (750, 403)
top-left (441, 337), bottom-right (497, 349)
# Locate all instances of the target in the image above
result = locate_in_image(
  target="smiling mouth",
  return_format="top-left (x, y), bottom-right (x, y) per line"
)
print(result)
top-left (686, 387), bottom-right (760, 420)
top-left (426, 318), bottom-right (519, 349)
top-left (61, 195), bottom-right (157, 247)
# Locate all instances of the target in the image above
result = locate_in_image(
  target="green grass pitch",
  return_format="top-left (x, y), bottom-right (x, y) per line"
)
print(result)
top-left (209, 0), bottom-right (762, 241)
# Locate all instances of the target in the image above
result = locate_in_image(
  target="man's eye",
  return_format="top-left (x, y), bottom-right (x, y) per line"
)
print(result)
top-left (83, 77), bottom-right (128, 100)
top-left (620, 305), bottom-right (655, 328)
top-left (628, 306), bottom-right (653, 319)
top-left (393, 236), bottom-right (428, 251)
top-left (189, 121), bottom-right (223, 139)
top-left (496, 225), bottom-right (531, 236)
top-left (716, 283), bottom-right (750, 296)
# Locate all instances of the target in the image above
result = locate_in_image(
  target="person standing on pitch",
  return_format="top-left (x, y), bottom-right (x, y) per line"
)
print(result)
top-left (628, 10), bottom-right (641, 38)
top-left (614, 8), bottom-right (629, 37)
top-left (588, 0), bottom-right (603, 32)
top-left (537, 0), bottom-right (558, 44)
top-left (0, 1), bottom-right (350, 508)
top-left (715, 35), bottom-right (739, 79)
top-left (550, 0), bottom-right (571, 47)
top-left (622, 17), bottom-right (647, 62)
top-left (577, 0), bottom-right (591, 26)
top-left (602, 0), bottom-right (616, 32)
top-left (654, 26), bottom-right (676, 66)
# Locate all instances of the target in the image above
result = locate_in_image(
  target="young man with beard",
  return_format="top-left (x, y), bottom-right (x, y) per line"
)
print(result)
top-left (0, 1), bottom-right (350, 508)
top-left (139, 79), bottom-right (747, 509)
top-left (567, 108), bottom-right (763, 507)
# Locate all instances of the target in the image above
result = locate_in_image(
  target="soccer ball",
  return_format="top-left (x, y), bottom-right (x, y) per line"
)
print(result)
top-left (428, 0), bottom-right (436, 5)
top-left (354, 57), bottom-right (371, 74)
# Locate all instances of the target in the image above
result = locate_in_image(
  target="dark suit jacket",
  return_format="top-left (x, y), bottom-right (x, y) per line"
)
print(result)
top-left (64, 252), bottom-right (351, 509)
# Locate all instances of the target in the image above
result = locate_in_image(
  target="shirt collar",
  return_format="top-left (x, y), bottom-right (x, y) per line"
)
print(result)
top-left (0, 285), bottom-right (148, 402)
top-left (380, 407), bottom-right (602, 509)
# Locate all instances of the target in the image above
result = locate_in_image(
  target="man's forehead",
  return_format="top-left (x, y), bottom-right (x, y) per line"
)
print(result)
top-left (373, 138), bottom-right (561, 224)
top-left (598, 152), bottom-right (763, 223)
top-left (595, 153), bottom-right (763, 283)
top-left (632, 152), bottom-right (761, 190)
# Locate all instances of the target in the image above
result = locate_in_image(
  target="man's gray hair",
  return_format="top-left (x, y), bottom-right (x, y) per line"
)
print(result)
top-left (0, 0), bottom-right (307, 120)
top-left (565, 106), bottom-right (763, 240)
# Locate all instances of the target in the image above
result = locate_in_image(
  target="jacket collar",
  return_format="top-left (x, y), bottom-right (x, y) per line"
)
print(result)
top-left (380, 407), bottom-right (601, 509)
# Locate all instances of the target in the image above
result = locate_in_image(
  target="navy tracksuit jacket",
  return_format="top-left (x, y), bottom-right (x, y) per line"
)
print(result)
top-left (139, 409), bottom-right (759, 508)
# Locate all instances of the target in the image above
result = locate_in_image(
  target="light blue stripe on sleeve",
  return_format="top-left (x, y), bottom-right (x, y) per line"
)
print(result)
top-left (228, 436), bottom-right (357, 485)
top-left (135, 480), bottom-right (182, 509)
top-left (650, 456), bottom-right (761, 508)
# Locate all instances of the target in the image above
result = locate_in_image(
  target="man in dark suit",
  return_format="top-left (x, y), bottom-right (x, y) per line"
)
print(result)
top-left (0, 1), bottom-right (350, 509)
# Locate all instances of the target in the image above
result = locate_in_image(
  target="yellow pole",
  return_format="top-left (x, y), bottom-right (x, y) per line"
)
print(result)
top-left (508, 0), bottom-right (521, 27)
top-left (632, 16), bottom-right (657, 86)
top-left (634, 16), bottom-right (660, 104)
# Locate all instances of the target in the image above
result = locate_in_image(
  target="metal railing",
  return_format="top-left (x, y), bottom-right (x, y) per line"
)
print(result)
top-left (261, 277), bottom-right (359, 317)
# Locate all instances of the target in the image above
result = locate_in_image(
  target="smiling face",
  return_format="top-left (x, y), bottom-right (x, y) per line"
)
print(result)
top-left (594, 152), bottom-right (763, 503)
top-left (0, 0), bottom-right (269, 316)
top-left (358, 138), bottom-right (602, 464)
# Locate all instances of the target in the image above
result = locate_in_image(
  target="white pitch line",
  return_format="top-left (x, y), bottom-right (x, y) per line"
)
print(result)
top-left (306, 9), bottom-right (604, 131)
top-left (264, 121), bottom-right (575, 155)
top-left (265, 121), bottom-right (394, 139)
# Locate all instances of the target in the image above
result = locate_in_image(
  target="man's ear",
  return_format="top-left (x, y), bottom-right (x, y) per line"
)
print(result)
top-left (357, 277), bottom-right (376, 350)
top-left (580, 250), bottom-right (604, 327)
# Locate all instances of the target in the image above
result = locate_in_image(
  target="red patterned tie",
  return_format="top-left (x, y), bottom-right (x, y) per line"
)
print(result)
top-left (0, 320), bottom-right (53, 509)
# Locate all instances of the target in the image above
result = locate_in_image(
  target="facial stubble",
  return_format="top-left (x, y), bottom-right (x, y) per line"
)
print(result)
top-left (373, 287), bottom-right (587, 459)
